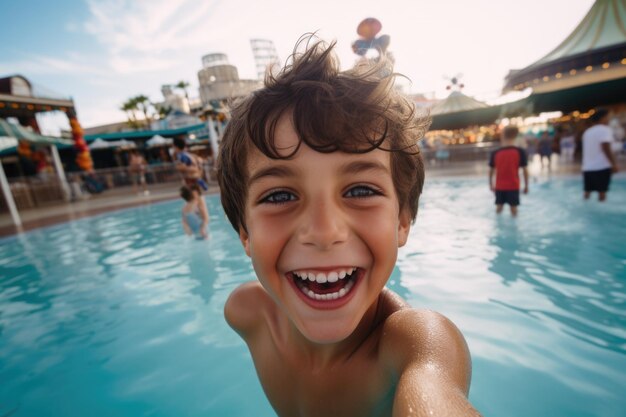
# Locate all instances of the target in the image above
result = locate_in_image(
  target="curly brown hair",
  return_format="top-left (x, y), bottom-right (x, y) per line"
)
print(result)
top-left (217, 37), bottom-right (429, 232)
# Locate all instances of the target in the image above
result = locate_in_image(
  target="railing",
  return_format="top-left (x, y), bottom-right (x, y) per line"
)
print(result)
top-left (421, 142), bottom-right (500, 164)
top-left (0, 163), bottom-right (194, 212)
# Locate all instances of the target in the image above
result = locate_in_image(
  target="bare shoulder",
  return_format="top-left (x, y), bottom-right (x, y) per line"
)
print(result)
top-left (380, 308), bottom-right (472, 394)
top-left (224, 281), bottom-right (272, 336)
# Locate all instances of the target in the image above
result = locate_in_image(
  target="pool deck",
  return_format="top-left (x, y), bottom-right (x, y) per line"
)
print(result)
top-left (0, 158), bottom-right (595, 237)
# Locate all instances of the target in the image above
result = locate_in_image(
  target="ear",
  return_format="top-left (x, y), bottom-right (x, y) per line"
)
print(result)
top-left (397, 209), bottom-right (411, 248)
top-left (239, 226), bottom-right (251, 257)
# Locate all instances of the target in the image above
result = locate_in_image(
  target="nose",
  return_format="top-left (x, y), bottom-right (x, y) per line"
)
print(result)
top-left (297, 198), bottom-right (348, 250)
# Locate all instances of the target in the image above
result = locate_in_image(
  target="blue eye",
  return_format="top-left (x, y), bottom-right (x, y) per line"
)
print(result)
top-left (261, 190), bottom-right (297, 204)
top-left (344, 185), bottom-right (380, 198)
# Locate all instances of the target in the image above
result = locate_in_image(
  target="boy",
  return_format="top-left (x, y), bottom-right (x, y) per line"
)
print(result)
top-left (173, 136), bottom-right (209, 191)
top-left (217, 39), bottom-right (480, 417)
top-left (180, 184), bottom-right (209, 239)
top-left (489, 126), bottom-right (529, 217)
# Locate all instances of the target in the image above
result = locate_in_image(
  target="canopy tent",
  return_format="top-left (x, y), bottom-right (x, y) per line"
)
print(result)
top-left (84, 123), bottom-right (207, 143)
top-left (0, 118), bottom-right (73, 154)
top-left (0, 118), bottom-right (73, 227)
top-left (429, 91), bottom-right (503, 131)
top-left (145, 135), bottom-right (172, 147)
top-left (504, 0), bottom-right (626, 100)
top-left (90, 138), bottom-right (136, 149)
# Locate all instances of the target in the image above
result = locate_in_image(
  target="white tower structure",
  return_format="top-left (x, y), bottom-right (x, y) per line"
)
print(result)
top-left (197, 53), bottom-right (261, 108)
top-left (250, 39), bottom-right (280, 80)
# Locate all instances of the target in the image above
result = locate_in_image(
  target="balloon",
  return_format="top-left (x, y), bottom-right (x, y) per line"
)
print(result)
top-left (357, 18), bottom-right (382, 40)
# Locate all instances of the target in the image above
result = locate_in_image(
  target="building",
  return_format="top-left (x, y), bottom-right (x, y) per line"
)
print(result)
top-left (197, 53), bottom-right (261, 109)
top-left (160, 84), bottom-right (189, 114)
top-left (503, 0), bottom-right (626, 115)
top-left (250, 39), bottom-right (280, 80)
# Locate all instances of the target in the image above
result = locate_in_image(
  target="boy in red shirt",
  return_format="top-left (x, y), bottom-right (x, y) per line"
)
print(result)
top-left (489, 125), bottom-right (529, 216)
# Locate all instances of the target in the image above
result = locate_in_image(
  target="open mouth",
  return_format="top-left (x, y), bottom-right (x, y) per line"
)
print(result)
top-left (289, 267), bottom-right (360, 301)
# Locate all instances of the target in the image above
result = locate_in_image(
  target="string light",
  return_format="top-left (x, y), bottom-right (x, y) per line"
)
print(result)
top-left (570, 69), bottom-right (577, 75)
top-left (602, 62), bottom-right (610, 69)
top-left (555, 73), bottom-right (562, 78)
top-left (585, 65), bottom-right (593, 72)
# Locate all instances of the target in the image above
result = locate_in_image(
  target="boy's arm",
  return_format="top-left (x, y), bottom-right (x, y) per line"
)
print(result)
top-left (522, 167), bottom-right (529, 194)
top-left (181, 212), bottom-right (192, 235)
top-left (382, 309), bottom-right (482, 417)
top-left (601, 142), bottom-right (619, 172)
top-left (199, 198), bottom-right (209, 225)
top-left (198, 198), bottom-right (209, 238)
top-left (488, 152), bottom-right (495, 192)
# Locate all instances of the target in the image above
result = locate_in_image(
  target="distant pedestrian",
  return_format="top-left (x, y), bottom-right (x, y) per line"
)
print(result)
top-left (489, 125), bottom-right (529, 217)
top-left (582, 108), bottom-right (619, 202)
top-left (559, 127), bottom-right (576, 163)
top-left (128, 150), bottom-right (149, 195)
top-left (524, 132), bottom-right (537, 164)
top-left (173, 136), bottom-right (208, 191)
top-left (538, 131), bottom-right (553, 169)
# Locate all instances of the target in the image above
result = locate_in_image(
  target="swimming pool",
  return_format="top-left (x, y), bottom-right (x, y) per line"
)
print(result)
top-left (1, 175), bottom-right (625, 417)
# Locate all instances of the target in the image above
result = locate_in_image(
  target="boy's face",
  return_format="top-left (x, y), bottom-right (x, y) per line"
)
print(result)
top-left (239, 115), bottom-right (411, 343)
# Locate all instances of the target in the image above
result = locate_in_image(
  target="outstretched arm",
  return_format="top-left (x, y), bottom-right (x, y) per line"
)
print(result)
top-left (522, 167), bottom-right (529, 193)
top-left (382, 310), bottom-right (482, 417)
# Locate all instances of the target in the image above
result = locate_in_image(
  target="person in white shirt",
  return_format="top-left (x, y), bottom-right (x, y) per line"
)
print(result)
top-left (582, 108), bottom-right (619, 202)
top-left (559, 126), bottom-right (576, 163)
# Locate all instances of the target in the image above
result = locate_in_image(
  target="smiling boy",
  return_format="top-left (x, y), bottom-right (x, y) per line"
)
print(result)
top-left (217, 39), bottom-right (480, 417)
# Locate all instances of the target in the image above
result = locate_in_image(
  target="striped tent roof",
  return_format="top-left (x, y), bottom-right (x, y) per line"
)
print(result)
top-left (0, 118), bottom-right (73, 154)
top-left (533, 0), bottom-right (626, 67)
top-left (429, 91), bottom-right (489, 115)
top-left (504, 0), bottom-right (626, 92)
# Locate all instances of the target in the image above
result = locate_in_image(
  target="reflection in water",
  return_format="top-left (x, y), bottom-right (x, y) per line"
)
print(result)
top-left (1, 177), bottom-right (625, 417)
top-left (390, 176), bottom-right (626, 416)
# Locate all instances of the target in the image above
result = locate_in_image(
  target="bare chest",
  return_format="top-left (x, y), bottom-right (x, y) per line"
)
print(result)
top-left (250, 344), bottom-right (395, 417)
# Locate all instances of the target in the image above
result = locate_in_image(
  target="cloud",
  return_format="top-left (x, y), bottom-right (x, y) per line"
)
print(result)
top-left (0, 53), bottom-right (109, 78)
top-left (83, 0), bottom-right (222, 67)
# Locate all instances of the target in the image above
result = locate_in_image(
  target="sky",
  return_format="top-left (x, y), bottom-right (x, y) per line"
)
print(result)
top-left (0, 0), bottom-right (595, 134)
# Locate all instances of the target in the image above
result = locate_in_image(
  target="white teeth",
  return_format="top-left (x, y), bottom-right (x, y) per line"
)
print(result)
top-left (315, 273), bottom-right (327, 284)
top-left (297, 277), bottom-right (356, 301)
top-left (293, 268), bottom-right (358, 282)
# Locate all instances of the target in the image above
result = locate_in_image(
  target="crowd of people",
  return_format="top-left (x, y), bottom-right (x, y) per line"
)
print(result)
top-left (489, 108), bottom-right (621, 216)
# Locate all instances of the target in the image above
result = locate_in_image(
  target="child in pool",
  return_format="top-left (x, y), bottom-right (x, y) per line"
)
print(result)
top-left (217, 38), bottom-right (481, 417)
top-left (180, 184), bottom-right (209, 239)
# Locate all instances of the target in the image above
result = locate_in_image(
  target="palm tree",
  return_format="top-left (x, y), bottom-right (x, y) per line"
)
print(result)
top-left (175, 80), bottom-right (190, 103)
top-left (120, 98), bottom-right (139, 128)
top-left (134, 94), bottom-right (151, 127)
top-left (155, 104), bottom-right (172, 120)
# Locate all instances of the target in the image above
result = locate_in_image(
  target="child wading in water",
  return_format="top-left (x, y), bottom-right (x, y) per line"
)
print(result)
top-left (217, 38), bottom-right (481, 416)
top-left (489, 125), bottom-right (529, 217)
top-left (180, 184), bottom-right (209, 239)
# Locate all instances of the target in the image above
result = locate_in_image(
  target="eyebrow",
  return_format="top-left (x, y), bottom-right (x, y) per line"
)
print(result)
top-left (247, 159), bottom-right (390, 186)
top-left (248, 165), bottom-right (296, 186)
top-left (338, 159), bottom-right (390, 176)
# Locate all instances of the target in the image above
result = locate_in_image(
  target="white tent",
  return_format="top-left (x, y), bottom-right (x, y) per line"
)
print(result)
top-left (146, 135), bottom-right (172, 147)
top-left (0, 120), bottom-right (73, 228)
top-left (90, 138), bottom-right (137, 149)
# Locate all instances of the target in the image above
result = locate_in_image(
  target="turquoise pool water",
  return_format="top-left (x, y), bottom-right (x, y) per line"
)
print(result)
top-left (1, 175), bottom-right (625, 417)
